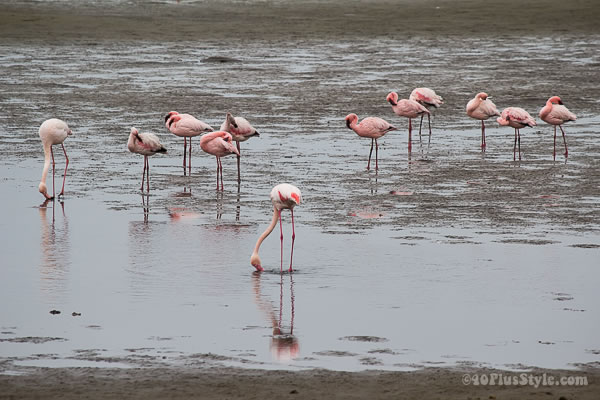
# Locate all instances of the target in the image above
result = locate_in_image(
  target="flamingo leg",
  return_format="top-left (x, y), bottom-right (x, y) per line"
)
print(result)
top-left (418, 115), bottom-right (423, 143)
top-left (375, 139), bottom-right (379, 171)
top-left (279, 211), bottom-right (284, 273)
top-left (220, 157), bottom-right (224, 191)
top-left (513, 129), bottom-right (517, 161)
top-left (146, 156), bottom-right (150, 192)
top-left (236, 142), bottom-right (241, 183)
top-left (59, 144), bottom-right (68, 197)
top-left (559, 125), bottom-right (568, 158)
top-left (408, 119), bottom-right (412, 153)
top-left (215, 157), bottom-right (220, 191)
top-left (289, 209), bottom-right (296, 272)
top-left (140, 155), bottom-right (146, 192)
top-left (427, 113), bottom-right (432, 146)
top-left (517, 129), bottom-right (521, 161)
top-left (481, 120), bottom-right (486, 150)
top-left (188, 137), bottom-right (192, 175)
top-left (366, 138), bottom-right (374, 170)
top-left (50, 146), bottom-right (56, 199)
top-left (183, 137), bottom-right (187, 175)
top-left (553, 125), bottom-right (557, 160)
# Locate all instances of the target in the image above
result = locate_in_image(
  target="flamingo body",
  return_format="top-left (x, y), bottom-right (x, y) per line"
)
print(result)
top-left (386, 92), bottom-right (429, 152)
top-left (251, 184), bottom-right (302, 272)
top-left (497, 107), bottom-right (536, 161)
top-left (128, 127), bottom-right (166, 192)
top-left (345, 113), bottom-right (397, 170)
top-left (220, 112), bottom-right (259, 183)
top-left (165, 111), bottom-right (213, 175)
top-left (200, 131), bottom-right (240, 191)
top-left (38, 118), bottom-right (72, 199)
top-left (466, 92), bottom-right (501, 150)
top-left (410, 87), bottom-right (444, 108)
top-left (539, 96), bottom-right (576, 159)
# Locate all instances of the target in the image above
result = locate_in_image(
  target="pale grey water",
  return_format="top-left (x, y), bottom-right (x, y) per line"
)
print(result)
top-left (1, 1), bottom-right (600, 373)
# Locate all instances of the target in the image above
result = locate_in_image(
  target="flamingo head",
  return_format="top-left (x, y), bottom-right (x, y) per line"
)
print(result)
top-left (477, 92), bottom-right (489, 100)
top-left (130, 127), bottom-right (139, 137)
top-left (221, 132), bottom-right (240, 156)
top-left (497, 114), bottom-right (510, 126)
top-left (38, 182), bottom-right (52, 199)
top-left (226, 112), bottom-right (239, 129)
top-left (548, 96), bottom-right (563, 105)
top-left (164, 111), bottom-right (179, 123)
top-left (386, 92), bottom-right (399, 106)
top-left (344, 113), bottom-right (358, 129)
top-left (250, 252), bottom-right (264, 272)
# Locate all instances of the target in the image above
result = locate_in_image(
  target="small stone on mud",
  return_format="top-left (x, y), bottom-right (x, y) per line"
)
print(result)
top-left (49, 310), bottom-right (61, 315)
top-left (72, 312), bottom-right (81, 317)
top-left (290, 389), bottom-right (298, 394)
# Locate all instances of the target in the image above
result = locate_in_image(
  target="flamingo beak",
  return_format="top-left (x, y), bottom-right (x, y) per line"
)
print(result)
top-left (345, 119), bottom-right (351, 129)
top-left (558, 100), bottom-right (563, 105)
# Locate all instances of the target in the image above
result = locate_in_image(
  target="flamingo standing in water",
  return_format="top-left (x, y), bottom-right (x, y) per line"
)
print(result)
top-left (127, 127), bottom-right (167, 192)
top-left (386, 92), bottom-right (430, 153)
top-left (466, 92), bottom-right (501, 150)
top-left (344, 113), bottom-right (397, 170)
top-left (199, 131), bottom-right (240, 191)
top-left (496, 107), bottom-right (537, 161)
top-left (165, 111), bottom-right (213, 175)
top-left (38, 118), bottom-right (72, 200)
top-left (251, 184), bottom-right (302, 273)
top-left (410, 87), bottom-right (444, 144)
top-left (220, 112), bottom-right (259, 183)
top-left (539, 96), bottom-right (576, 160)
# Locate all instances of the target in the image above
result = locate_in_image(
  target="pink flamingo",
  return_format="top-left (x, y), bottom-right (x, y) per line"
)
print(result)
top-left (127, 127), bottom-right (167, 192)
top-left (344, 113), bottom-right (397, 170)
top-left (251, 184), bottom-right (302, 273)
top-left (220, 112), bottom-right (260, 183)
top-left (386, 92), bottom-right (430, 152)
top-left (410, 87), bottom-right (444, 143)
top-left (165, 111), bottom-right (213, 175)
top-left (199, 131), bottom-right (240, 191)
top-left (38, 118), bottom-right (72, 200)
top-left (466, 92), bottom-right (501, 150)
top-left (496, 107), bottom-right (537, 161)
top-left (539, 96), bottom-right (576, 160)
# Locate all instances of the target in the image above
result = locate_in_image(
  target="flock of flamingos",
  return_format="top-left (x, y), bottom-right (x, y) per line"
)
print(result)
top-left (36, 88), bottom-right (577, 272)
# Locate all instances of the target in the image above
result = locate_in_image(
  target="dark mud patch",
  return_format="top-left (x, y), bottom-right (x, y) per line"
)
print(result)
top-left (569, 243), bottom-right (600, 249)
top-left (496, 239), bottom-right (561, 245)
top-left (339, 336), bottom-right (389, 343)
top-left (313, 350), bottom-right (358, 357)
top-left (0, 337), bottom-right (67, 344)
top-left (359, 356), bottom-right (383, 366)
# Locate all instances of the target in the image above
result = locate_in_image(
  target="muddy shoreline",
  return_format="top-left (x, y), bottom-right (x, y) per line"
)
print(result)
top-left (1, 365), bottom-right (599, 399)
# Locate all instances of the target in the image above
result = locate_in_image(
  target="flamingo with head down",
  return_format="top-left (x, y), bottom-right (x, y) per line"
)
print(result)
top-left (38, 118), bottom-right (72, 200)
top-left (251, 184), bottom-right (302, 273)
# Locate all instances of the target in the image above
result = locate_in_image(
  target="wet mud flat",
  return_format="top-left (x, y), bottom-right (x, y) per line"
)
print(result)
top-left (1, 0), bottom-right (600, 398)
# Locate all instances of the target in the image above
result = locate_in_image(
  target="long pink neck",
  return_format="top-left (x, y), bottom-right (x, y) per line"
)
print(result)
top-left (40, 143), bottom-right (52, 185)
top-left (252, 207), bottom-right (280, 256)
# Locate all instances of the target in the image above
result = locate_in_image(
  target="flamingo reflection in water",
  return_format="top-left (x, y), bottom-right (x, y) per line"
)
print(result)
top-left (252, 272), bottom-right (299, 362)
top-left (39, 199), bottom-right (70, 301)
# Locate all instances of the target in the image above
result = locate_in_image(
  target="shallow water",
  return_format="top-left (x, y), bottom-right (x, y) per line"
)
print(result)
top-left (1, 1), bottom-right (600, 373)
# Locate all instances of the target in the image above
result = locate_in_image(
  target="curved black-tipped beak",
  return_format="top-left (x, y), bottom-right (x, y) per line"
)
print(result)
top-left (345, 119), bottom-right (351, 129)
top-left (558, 100), bottom-right (564, 105)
